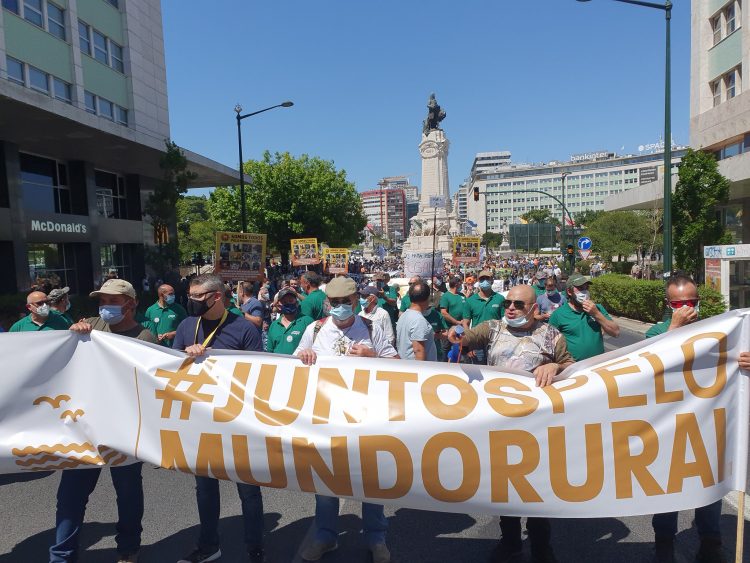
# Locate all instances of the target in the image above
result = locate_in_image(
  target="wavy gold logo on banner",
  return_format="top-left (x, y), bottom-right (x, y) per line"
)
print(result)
top-left (60, 409), bottom-right (85, 422)
top-left (11, 443), bottom-right (128, 471)
top-left (33, 394), bottom-right (70, 408)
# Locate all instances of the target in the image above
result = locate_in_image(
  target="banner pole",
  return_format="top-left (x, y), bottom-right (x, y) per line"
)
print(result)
top-left (736, 492), bottom-right (745, 563)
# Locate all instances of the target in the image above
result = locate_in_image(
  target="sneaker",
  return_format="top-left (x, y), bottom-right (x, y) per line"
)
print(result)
top-left (247, 546), bottom-right (266, 563)
top-left (696, 536), bottom-right (726, 563)
top-left (530, 544), bottom-right (558, 563)
top-left (176, 547), bottom-right (222, 563)
top-left (654, 536), bottom-right (675, 563)
top-left (301, 539), bottom-right (338, 561)
top-left (370, 543), bottom-right (391, 563)
top-left (116, 553), bottom-right (138, 563)
top-left (489, 541), bottom-right (523, 563)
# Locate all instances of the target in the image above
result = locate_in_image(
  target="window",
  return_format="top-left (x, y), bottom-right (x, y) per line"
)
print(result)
top-left (727, 70), bottom-right (737, 99)
top-left (105, 0), bottom-right (118, 7)
top-left (22, 0), bottom-right (43, 27)
top-left (92, 29), bottom-right (108, 64)
top-left (726, 4), bottom-right (737, 34)
top-left (28, 243), bottom-right (78, 291)
top-left (2, 0), bottom-right (19, 14)
top-left (28, 65), bottom-right (48, 93)
top-left (115, 106), bottom-right (128, 125)
top-left (84, 90), bottom-right (96, 113)
top-left (78, 20), bottom-right (90, 54)
top-left (6, 56), bottom-right (24, 84)
top-left (46, 2), bottom-right (65, 40)
top-left (712, 79), bottom-right (722, 106)
top-left (20, 153), bottom-right (71, 214)
top-left (95, 170), bottom-right (127, 219)
top-left (110, 41), bottom-right (124, 73)
top-left (52, 77), bottom-right (71, 102)
top-left (98, 97), bottom-right (114, 120)
top-left (712, 15), bottom-right (722, 45)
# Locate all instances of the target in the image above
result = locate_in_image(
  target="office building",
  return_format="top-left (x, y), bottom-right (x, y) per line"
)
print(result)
top-left (0, 0), bottom-right (235, 293)
top-left (360, 186), bottom-right (407, 241)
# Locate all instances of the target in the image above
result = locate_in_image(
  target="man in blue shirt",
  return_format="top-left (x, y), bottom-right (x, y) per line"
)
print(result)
top-left (173, 274), bottom-right (265, 563)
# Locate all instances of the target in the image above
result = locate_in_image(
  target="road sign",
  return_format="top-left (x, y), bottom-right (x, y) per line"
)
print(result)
top-left (577, 237), bottom-right (592, 251)
top-left (579, 249), bottom-right (592, 260)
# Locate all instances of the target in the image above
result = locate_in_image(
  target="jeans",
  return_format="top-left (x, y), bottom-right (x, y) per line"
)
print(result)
top-left (195, 476), bottom-right (264, 550)
top-left (50, 463), bottom-right (144, 563)
top-left (652, 500), bottom-right (722, 539)
top-left (314, 495), bottom-right (387, 546)
top-left (499, 516), bottom-right (551, 550)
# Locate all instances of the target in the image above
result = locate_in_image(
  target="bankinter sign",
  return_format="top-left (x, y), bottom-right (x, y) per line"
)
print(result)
top-left (30, 220), bottom-right (88, 234)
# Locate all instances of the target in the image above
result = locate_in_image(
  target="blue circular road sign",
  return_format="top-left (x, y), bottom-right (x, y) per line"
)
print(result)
top-left (577, 237), bottom-right (592, 251)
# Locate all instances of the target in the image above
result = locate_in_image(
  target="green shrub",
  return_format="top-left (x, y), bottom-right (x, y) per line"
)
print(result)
top-left (575, 260), bottom-right (592, 275)
top-left (608, 261), bottom-right (635, 275)
top-left (589, 274), bottom-right (728, 323)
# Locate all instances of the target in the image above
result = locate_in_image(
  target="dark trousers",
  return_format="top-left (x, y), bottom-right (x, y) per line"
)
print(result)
top-left (50, 463), bottom-right (144, 563)
top-left (652, 500), bottom-right (722, 539)
top-left (195, 476), bottom-right (264, 551)
top-left (499, 516), bottom-right (551, 550)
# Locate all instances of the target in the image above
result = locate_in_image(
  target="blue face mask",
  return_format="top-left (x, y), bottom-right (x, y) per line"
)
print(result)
top-left (330, 304), bottom-right (354, 321)
top-left (547, 289), bottom-right (558, 296)
top-left (99, 305), bottom-right (124, 325)
top-left (479, 280), bottom-right (493, 291)
top-left (359, 298), bottom-right (370, 309)
top-left (280, 302), bottom-right (298, 315)
top-left (165, 294), bottom-right (175, 305)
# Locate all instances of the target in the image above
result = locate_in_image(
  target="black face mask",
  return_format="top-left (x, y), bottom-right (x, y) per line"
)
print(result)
top-left (187, 296), bottom-right (215, 317)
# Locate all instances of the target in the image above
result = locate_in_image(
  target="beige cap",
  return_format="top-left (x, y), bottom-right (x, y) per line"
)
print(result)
top-left (478, 269), bottom-right (494, 279)
top-left (90, 279), bottom-right (136, 299)
top-left (325, 277), bottom-right (357, 299)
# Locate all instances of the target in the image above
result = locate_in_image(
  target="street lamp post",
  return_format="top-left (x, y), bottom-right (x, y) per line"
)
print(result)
top-left (235, 101), bottom-right (294, 232)
top-left (561, 172), bottom-right (570, 257)
top-left (576, 0), bottom-right (672, 274)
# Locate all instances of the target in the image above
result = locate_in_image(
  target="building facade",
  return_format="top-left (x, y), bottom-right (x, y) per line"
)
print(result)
top-left (0, 0), bottom-right (235, 293)
top-left (466, 149), bottom-right (686, 235)
top-left (360, 187), bottom-right (407, 242)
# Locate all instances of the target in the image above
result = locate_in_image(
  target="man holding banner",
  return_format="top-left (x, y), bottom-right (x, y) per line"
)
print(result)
top-left (172, 274), bottom-right (266, 563)
top-left (448, 284), bottom-right (573, 563)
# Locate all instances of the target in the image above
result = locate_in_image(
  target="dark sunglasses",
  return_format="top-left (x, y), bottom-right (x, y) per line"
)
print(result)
top-left (329, 298), bottom-right (350, 306)
top-left (506, 300), bottom-right (528, 310)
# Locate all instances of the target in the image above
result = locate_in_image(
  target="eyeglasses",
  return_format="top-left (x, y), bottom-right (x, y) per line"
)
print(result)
top-left (669, 299), bottom-right (700, 309)
top-left (30, 300), bottom-right (49, 307)
top-left (188, 290), bottom-right (216, 300)
top-left (329, 298), bottom-right (350, 306)
top-left (506, 300), bottom-right (527, 310)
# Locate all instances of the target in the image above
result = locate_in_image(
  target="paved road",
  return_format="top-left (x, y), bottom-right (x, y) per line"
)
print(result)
top-left (2, 327), bottom-right (748, 563)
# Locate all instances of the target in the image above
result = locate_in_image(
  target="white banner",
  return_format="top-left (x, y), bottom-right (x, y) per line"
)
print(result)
top-left (404, 251), bottom-right (443, 280)
top-left (1, 310), bottom-right (749, 518)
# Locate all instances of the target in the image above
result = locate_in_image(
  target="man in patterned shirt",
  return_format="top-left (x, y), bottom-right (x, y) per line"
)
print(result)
top-left (447, 284), bottom-right (573, 563)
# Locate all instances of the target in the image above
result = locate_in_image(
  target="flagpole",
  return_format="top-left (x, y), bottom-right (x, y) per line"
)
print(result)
top-left (735, 492), bottom-right (745, 563)
top-left (431, 206), bottom-right (437, 296)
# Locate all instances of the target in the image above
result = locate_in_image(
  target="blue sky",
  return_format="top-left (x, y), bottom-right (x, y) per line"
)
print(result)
top-left (163, 0), bottom-right (690, 197)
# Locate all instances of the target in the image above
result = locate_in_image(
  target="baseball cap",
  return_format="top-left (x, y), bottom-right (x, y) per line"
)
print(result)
top-left (325, 277), bottom-right (357, 299)
top-left (277, 287), bottom-right (298, 300)
top-left (89, 279), bottom-right (136, 299)
top-left (535, 271), bottom-right (546, 280)
top-left (465, 276), bottom-right (475, 284)
top-left (478, 270), bottom-right (493, 279)
top-left (48, 286), bottom-right (70, 303)
top-left (566, 273), bottom-right (590, 289)
top-left (359, 286), bottom-right (378, 297)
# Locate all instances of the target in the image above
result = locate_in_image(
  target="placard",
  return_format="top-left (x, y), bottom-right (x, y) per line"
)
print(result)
top-left (324, 248), bottom-right (349, 274)
top-left (290, 238), bottom-right (321, 266)
top-left (452, 236), bottom-right (481, 265)
top-left (214, 231), bottom-right (266, 281)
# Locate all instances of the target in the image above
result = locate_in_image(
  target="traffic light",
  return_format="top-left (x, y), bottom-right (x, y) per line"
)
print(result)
top-left (566, 244), bottom-right (574, 256)
top-left (473, 186), bottom-right (479, 202)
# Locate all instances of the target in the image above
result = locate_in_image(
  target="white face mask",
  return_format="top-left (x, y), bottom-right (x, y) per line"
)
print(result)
top-left (505, 310), bottom-right (530, 328)
top-left (574, 290), bottom-right (589, 304)
top-left (35, 303), bottom-right (50, 317)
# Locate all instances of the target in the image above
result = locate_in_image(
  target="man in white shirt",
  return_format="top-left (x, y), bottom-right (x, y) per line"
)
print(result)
top-left (358, 286), bottom-right (395, 345)
top-left (294, 277), bottom-right (397, 563)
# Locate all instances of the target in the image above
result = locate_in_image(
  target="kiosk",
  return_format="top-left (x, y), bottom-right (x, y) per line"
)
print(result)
top-left (703, 244), bottom-right (750, 309)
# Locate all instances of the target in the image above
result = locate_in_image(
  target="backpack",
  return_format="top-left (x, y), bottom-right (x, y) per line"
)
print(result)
top-left (312, 316), bottom-right (373, 342)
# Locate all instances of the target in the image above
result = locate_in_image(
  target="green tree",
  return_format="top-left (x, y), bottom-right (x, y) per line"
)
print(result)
top-left (482, 231), bottom-right (503, 248)
top-left (672, 149), bottom-right (731, 279)
top-left (208, 151), bottom-right (366, 262)
top-left (521, 208), bottom-right (559, 225)
top-left (583, 211), bottom-right (651, 262)
top-left (176, 196), bottom-right (215, 264)
top-left (575, 209), bottom-right (605, 228)
top-left (143, 141), bottom-right (197, 274)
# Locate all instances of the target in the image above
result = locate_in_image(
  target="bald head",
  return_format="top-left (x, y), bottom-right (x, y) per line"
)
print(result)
top-left (507, 284), bottom-right (535, 304)
top-left (27, 291), bottom-right (47, 305)
top-left (158, 284), bottom-right (174, 296)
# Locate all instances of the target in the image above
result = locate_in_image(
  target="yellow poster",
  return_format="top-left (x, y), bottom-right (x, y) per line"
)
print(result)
top-left (290, 238), bottom-right (320, 266)
top-left (452, 236), bottom-right (481, 264)
top-left (214, 231), bottom-right (266, 281)
top-left (324, 248), bottom-right (349, 274)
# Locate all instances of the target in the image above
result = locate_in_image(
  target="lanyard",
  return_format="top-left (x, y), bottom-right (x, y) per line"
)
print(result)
top-left (193, 309), bottom-right (228, 347)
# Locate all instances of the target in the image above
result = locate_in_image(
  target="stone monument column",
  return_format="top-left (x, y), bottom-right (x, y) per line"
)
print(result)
top-left (418, 129), bottom-right (450, 211)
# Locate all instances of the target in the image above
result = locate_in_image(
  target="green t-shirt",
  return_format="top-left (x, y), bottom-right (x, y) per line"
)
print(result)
top-left (50, 309), bottom-right (73, 327)
top-left (439, 291), bottom-right (466, 323)
top-left (399, 294), bottom-right (412, 312)
top-left (462, 291), bottom-right (505, 327)
top-left (227, 305), bottom-right (243, 317)
top-left (549, 303), bottom-right (612, 361)
top-left (424, 307), bottom-right (449, 361)
top-left (380, 284), bottom-right (399, 325)
top-left (10, 313), bottom-right (70, 332)
top-left (144, 301), bottom-right (187, 347)
top-left (645, 320), bottom-right (671, 339)
top-left (267, 314), bottom-right (314, 355)
top-left (533, 284), bottom-right (547, 297)
top-left (300, 288), bottom-right (328, 320)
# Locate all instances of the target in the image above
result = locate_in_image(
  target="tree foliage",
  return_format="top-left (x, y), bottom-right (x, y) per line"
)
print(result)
top-left (143, 141), bottom-right (197, 274)
top-left (521, 208), bottom-right (559, 225)
top-left (672, 149), bottom-right (731, 278)
top-left (575, 209), bottom-right (605, 228)
top-left (176, 196), bottom-right (214, 264)
top-left (583, 211), bottom-right (651, 262)
top-left (208, 151), bottom-right (366, 260)
top-left (482, 231), bottom-right (503, 248)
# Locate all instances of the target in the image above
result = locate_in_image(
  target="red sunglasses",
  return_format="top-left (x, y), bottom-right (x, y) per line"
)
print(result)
top-left (669, 299), bottom-right (700, 309)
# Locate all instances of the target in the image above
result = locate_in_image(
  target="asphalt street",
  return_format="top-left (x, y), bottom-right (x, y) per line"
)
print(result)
top-left (1, 326), bottom-right (747, 563)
